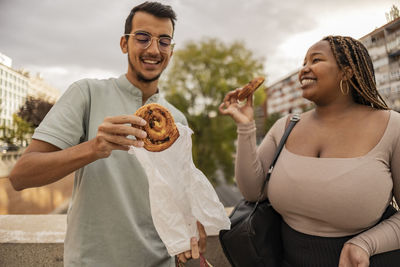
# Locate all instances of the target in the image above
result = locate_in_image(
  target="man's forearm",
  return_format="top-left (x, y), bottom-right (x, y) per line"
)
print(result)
top-left (9, 140), bottom-right (99, 190)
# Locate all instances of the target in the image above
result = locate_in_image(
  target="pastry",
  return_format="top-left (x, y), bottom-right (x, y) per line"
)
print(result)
top-left (134, 103), bottom-right (179, 152)
top-left (237, 77), bottom-right (265, 101)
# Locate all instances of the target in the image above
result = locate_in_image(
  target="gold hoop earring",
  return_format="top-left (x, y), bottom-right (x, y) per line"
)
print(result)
top-left (340, 79), bottom-right (349, 95)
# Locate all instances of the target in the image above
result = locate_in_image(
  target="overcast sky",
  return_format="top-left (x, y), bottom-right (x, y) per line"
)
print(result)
top-left (0, 0), bottom-right (396, 94)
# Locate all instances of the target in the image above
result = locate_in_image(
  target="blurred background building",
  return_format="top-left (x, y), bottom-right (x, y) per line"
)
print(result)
top-left (0, 52), bottom-right (65, 215)
top-left (0, 52), bottom-right (60, 128)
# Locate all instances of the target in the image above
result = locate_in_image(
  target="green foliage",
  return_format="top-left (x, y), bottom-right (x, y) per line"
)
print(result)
top-left (0, 125), bottom-right (15, 145)
top-left (253, 86), bottom-right (266, 107)
top-left (12, 114), bottom-right (34, 145)
top-left (264, 112), bottom-right (282, 133)
top-left (0, 114), bottom-right (34, 146)
top-left (17, 96), bottom-right (54, 128)
top-left (163, 38), bottom-right (265, 184)
top-left (0, 96), bottom-right (53, 146)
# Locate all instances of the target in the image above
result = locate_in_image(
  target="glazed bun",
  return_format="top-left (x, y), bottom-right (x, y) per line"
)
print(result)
top-left (134, 103), bottom-right (179, 152)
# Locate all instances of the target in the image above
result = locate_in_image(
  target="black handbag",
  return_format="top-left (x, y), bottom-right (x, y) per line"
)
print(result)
top-left (219, 114), bottom-right (300, 267)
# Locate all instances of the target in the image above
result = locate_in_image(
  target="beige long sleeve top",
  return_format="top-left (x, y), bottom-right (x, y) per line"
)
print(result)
top-left (235, 110), bottom-right (400, 256)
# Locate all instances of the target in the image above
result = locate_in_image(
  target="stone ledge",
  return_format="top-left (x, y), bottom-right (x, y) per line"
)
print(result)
top-left (0, 243), bottom-right (64, 267)
top-left (0, 213), bottom-right (232, 266)
top-left (0, 215), bottom-right (66, 243)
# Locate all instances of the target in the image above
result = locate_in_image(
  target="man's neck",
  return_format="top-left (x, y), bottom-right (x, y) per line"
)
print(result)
top-left (125, 74), bottom-right (159, 104)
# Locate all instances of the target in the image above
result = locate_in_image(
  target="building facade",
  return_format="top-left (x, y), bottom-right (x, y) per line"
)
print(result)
top-left (266, 69), bottom-right (310, 115)
top-left (0, 52), bottom-right (60, 128)
top-left (361, 17), bottom-right (400, 110)
top-left (266, 17), bottom-right (400, 116)
top-left (29, 74), bottom-right (60, 103)
top-left (0, 57), bottom-right (29, 127)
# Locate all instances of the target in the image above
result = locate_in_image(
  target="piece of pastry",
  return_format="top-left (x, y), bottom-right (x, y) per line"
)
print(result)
top-left (134, 103), bottom-right (179, 152)
top-left (237, 77), bottom-right (265, 101)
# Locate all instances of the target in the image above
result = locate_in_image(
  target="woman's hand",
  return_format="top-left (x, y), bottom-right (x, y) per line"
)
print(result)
top-left (218, 88), bottom-right (254, 124)
top-left (338, 243), bottom-right (370, 267)
top-left (176, 221), bottom-right (207, 264)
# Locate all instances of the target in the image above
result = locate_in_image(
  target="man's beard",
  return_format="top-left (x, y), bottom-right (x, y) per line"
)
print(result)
top-left (128, 55), bottom-right (161, 83)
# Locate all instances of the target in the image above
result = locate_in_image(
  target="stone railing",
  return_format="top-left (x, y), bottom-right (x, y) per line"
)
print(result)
top-left (0, 174), bottom-right (74, 214)
top-left (0, 150), bottom-right (24, 178)
top-left (0, 215), bottom-right (65, 267)
top-left (0, 212), bottom-right (233, 267)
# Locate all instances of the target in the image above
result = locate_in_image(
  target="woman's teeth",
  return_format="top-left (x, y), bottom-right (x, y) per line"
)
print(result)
top-left (301, 79), bottom-right (315, 86)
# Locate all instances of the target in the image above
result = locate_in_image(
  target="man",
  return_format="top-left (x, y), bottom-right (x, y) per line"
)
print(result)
top-left (9, 2), bottom-right (205, 266)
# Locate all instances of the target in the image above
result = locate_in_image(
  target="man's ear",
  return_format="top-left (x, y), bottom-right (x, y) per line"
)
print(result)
top-left (342, 66), bottom-right (353, 81)
top-left (120, 36), bottom-right (128, 54)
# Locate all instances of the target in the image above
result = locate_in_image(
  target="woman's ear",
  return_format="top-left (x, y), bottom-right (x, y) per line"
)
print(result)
top-left (342, 66), bottom-right (353, 81)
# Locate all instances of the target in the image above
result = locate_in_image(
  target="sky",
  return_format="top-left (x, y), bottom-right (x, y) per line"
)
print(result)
top-left (0, 0), bottom-right (397, 94)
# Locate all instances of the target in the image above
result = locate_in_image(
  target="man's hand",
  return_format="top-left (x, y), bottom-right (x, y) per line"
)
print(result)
top-left (177, 221), bottom-right (207, 264)
top-left (338, 243), bottom-right (370, 267)
top-left (91, 115), bottom-right (147, 159)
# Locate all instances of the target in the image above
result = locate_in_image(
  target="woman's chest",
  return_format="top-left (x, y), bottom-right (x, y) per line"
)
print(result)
top-left (285, 119), bottom-right (387, 158)
top-left (268, 150), bottom-right (392, 233)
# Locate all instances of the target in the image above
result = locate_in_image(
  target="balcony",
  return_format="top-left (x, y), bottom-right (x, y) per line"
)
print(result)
top-left (387, 34), bottom-right (400, 56)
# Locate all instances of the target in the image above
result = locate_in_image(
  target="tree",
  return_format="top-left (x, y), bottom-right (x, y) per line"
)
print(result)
top-left (0, 124), bottom-right (15, 145)
top-left (12, 114), bottom-right (34, 146)
top-left (17, 96), bottom-right (54, 127)
top-left (0, 97), bottom-right (54, 146)
top-left (264, 112), bottom-right (282, 133)
top-left (0, 114), bottom-right (34, 146)
top-left (163, 38), bottom-right (265, 184)
top-left (386, 4), bottom-right (400, 22)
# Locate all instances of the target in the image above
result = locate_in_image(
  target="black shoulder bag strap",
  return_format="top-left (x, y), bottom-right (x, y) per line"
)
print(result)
top-left (256, 114), bottom-right (300, 203)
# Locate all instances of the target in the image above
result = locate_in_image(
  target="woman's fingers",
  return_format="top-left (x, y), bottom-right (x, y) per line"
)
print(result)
top-left (177, 253), bottom-right (187, 263)
top-left (190, 237), bottom-right (199, 259)
top-left (185, 249), bottom-right (192, 259)
top-left (246, 91), bottom-right (254, 107)
top-left (197, 221), bottom-right (207, 254)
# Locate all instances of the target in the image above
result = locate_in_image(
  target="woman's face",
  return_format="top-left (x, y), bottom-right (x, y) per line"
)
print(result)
top-left (298, 40), bottom-right (344, 105)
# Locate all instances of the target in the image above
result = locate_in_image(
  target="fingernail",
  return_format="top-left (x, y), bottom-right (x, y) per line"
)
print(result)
top-left (137, 141), bottom-right (144, 147)
top-left (141, 131), bottom-right (147, 138)
top-left (141, 119), bottom-right (147, 125)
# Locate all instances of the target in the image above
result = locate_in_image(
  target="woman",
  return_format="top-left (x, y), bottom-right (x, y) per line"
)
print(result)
top-left (219, 35), bottom-right (400, 267)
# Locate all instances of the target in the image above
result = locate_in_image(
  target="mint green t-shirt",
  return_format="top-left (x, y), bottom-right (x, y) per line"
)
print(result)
top-left (33, 75), bottom-right (187, 267)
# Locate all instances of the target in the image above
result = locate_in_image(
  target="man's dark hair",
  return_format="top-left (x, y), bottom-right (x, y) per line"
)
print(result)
top-left (124, 1), bottom-right (177, 36)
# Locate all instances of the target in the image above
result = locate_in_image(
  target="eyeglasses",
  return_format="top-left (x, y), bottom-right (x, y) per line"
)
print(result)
top-left (125, 31), bottom-right (175, 53)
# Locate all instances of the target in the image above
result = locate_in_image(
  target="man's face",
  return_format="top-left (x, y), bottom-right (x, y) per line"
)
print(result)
top-left (120, 11), bottom-right (174, 83)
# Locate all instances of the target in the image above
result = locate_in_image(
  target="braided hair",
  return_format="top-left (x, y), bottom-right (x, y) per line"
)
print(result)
top-left (323, 35), bottom-right (389, 110)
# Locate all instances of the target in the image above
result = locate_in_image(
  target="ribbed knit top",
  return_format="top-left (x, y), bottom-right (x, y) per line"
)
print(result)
top-left (235, 110), bottom-right (400, 256)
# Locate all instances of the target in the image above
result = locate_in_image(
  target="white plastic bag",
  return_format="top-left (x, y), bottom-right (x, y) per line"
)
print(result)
top-left (129, 123), bottom-right (231, 256)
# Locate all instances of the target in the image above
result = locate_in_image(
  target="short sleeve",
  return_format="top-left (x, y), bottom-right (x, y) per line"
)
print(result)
top-left (32, 81), bottom-right (89, 149)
